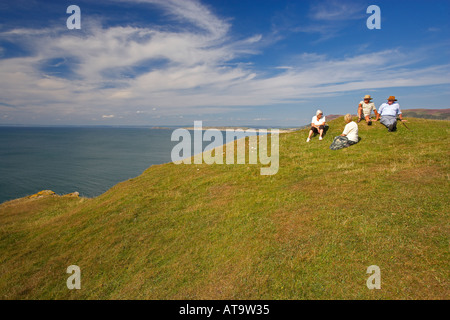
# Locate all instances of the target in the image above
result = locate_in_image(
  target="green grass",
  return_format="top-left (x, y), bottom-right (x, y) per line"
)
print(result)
top-left (0, 117), bottom-right (449, 299)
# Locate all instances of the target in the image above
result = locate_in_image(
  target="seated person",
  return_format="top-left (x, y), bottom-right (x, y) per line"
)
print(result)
top-left (330, 114), bottom-right (359, 150)
top-left (306, 110), bottom-right (326, 142)
top-left (375, 96), bottom-right (406, 132)
top-left (358, 95), bottom-right (379, 125)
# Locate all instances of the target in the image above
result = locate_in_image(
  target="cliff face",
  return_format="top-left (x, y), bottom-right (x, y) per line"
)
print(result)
top-left (0, 117), bottom-right (448, 300)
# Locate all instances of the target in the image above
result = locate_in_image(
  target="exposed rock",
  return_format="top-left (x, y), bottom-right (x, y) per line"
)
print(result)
top-left (28, 190), bottom-right (56, 199)
top-left (27, 190), bottom-right (80, 199)
top-left (62, 192), bottom-right (80, 198)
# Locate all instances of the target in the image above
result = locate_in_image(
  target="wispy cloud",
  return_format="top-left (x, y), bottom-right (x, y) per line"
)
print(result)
top-left (271, 0), bottom-right (367, 43)
top-left (309, 0), bottom-right (365, 21)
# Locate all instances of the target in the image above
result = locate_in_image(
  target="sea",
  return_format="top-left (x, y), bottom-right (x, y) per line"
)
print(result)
top-left (0, 126), bottom-right (260, 204)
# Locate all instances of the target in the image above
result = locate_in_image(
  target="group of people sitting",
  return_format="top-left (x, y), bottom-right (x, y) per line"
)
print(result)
top-left (306, 95), bottom-right (407, 150)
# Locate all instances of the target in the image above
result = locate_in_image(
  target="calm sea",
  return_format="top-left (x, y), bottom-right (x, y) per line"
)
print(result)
top-left (0, 126), bottom-right (258, 204)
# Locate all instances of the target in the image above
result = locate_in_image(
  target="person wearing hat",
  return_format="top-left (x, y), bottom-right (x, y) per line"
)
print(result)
top-left (357, 95), bottom-right (379, 125)
top-left (306, 109), bottom-right (326, 142)
top-left (375, 96), bottom-right (406, 132)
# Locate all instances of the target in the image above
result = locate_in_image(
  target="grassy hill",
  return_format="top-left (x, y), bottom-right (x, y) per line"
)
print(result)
top-left (0, 117), bottom-right (448, 300)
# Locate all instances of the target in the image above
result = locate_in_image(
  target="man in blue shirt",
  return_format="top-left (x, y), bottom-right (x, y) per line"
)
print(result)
top-left (375, 96), bottom-right (406, 132)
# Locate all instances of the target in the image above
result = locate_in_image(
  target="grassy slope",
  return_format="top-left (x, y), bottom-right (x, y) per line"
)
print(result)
top-left (0, 117), bottom-right (448, 300)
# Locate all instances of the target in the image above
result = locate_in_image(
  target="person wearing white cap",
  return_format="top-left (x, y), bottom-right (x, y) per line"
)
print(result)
top-left (306, 109), bottom-right (326, 142)
top-left (357, 95), bottom-right (378, 125)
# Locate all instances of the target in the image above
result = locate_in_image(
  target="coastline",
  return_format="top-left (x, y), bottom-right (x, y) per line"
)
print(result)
top-left (182, 126), bottom-right (302, 133)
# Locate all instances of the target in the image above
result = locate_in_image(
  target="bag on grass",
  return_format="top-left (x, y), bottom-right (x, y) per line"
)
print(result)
top-left (329, 136), bottom-right (350, 150)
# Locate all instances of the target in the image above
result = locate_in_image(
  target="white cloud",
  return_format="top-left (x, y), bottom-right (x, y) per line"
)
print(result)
top-left (110, 91), bottom-right (133, 99)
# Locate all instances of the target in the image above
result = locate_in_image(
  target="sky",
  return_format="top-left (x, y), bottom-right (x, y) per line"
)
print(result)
top-left (0, 0), bottom-right (449, 126)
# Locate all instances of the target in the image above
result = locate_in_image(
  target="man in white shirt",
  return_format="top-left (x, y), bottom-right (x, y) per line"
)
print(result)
top-left (375, 96), bottom-right (406, 132)
top-left (306, 110), bottom-right (326, 142)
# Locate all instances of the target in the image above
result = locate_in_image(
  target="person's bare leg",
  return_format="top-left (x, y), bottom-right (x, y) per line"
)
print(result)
top-left (319, 128), bottom-right (324, 139)
top-left (307, 129), bottom-right (314, 141)
top-left (365, 115), bottom-right (372, 125)
top-left (358, 107), bottom-right (362, 122)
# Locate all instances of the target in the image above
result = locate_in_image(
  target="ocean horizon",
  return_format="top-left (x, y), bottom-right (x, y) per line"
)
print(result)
top-left (0, 126), bottom-right (268, 204)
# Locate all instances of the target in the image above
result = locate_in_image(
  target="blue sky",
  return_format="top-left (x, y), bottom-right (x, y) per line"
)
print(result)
top-left (0, 0), bottom-right (449, 126)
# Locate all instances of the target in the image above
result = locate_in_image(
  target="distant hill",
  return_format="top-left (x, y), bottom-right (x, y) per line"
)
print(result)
top-left (401, 108), bottom-right (450, 120)
top-left (326, 109), bottom-right (450, 121)
top-left (325, 114), bottom-right (343, 121)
